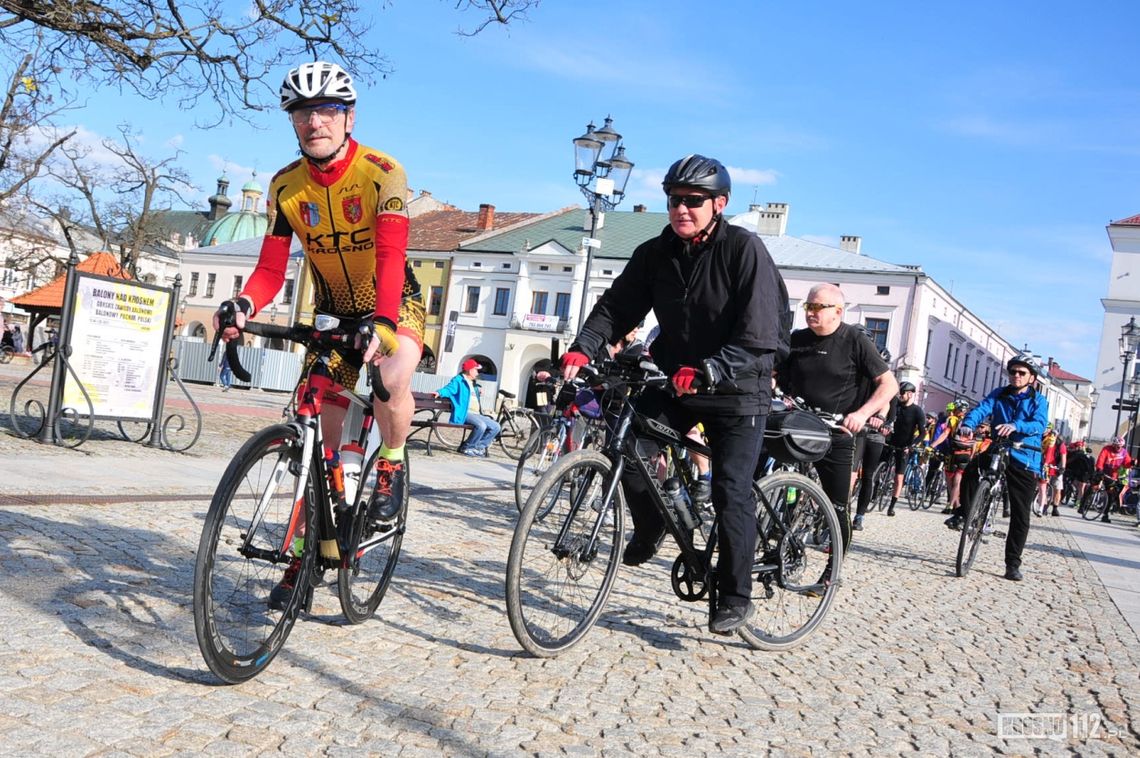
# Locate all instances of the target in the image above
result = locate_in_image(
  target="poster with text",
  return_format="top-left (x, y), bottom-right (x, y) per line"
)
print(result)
top-left (63, 275), bottom-right (171, 419)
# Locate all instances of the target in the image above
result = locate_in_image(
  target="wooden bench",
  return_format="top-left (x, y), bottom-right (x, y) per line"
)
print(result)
top-left (408, 391), bottom-right (475, 456)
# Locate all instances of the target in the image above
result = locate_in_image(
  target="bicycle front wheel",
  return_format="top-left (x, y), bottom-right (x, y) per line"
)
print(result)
top-left (337, 450), bottom-right (409, 624)
top-left (871, 461), bottom-right (893, 511)
top-left (740, 472), bottom-right (843, 651)
top-left (513, 426), bottom-right (564, 512)
top-left (925, 473), bottom-right (945, 510)
top-left (505, 450), bottom-right (625, 657)
top-left (1082, 489), bottom-right (1108, 520)
top-left (956, 480), bottom-right (993, 577)
top-left (905, 464), bottom-right (923, 510)
top-left (498, 409), bottom-right (539, 460)
top-left (193, 424), bottom-right (316, 684)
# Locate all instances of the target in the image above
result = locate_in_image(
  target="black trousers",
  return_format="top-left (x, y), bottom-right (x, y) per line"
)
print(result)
top-left (853, 432), bottom-right (885, 517)
top-left (958, 457), bottom-right (1037, 570)
top-left (813, 431), bottom-right (856, 549)
top-left (620, 390), bottom-right (766, 608)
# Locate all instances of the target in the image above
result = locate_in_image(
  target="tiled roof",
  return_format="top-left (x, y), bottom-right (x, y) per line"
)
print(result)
top-left (1047, 362), bottom-right (1090, 383)
top-left (9, 251), bottom-right (130, 311)
top-left (461, 207), bottom-right (920, 274)
top-left (1110, 213), bottom-right (1140, 226)
top-left (409, 209), bottom-right (541, 251)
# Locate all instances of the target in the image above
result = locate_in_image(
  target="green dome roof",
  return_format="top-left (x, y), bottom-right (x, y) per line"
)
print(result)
top-left (201, 210), bottom-right (268, 246)
top-left (242, 178), bottom-right (262, 193)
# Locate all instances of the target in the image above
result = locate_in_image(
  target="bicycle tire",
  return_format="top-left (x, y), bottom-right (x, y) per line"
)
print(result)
top-left (739, 471), bottom-right (843, 651)
top-left (193, 424), bottom-right (316, 684)
top-left (0, 345), bottom-right (13, 364)
top-left (514, 426), bottom-right (564, 512)
top-left (433, 420), bottom-right (469, 451)
top-left (337, 449), bottom-right (408, 624)
top-left (925, 473), bottom-right (945, 510)
top-left (955, 480), bottom-right (993, 577)
top-left (871, 461), bottom-right (893, 512)
top-left (1082, 489), bottom-right (1108, 521)
top-left (498, 409), bottom-right (539, 460)
top-left (505, 450), bottom-right (625, 657)
top-left (905, 464), bottom-right (923, 510)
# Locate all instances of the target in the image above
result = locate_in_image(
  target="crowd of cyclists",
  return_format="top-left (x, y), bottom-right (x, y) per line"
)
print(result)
top-left (210, 58), bottom-right (1137, 640)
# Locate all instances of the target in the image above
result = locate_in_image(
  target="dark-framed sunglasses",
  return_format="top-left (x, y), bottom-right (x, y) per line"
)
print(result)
top-left (802, 302), bottom-right (838, 313)
top-left (667, 194), bottom-right (711, 209)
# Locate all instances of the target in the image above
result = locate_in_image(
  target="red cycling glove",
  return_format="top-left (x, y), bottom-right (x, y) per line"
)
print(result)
top-left (672, 366), bottom-right (699, 393)
top-left (561, 351), bottom-right (590, 369)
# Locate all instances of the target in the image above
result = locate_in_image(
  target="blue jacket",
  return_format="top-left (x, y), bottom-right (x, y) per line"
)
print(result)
top-left (961, 385), bottom-right (1049, 472)
top-left (436, 374), bottom-right (482, 425)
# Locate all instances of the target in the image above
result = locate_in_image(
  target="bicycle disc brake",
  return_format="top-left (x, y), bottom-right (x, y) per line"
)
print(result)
top-left (671, 555), bottom-right (708, 601)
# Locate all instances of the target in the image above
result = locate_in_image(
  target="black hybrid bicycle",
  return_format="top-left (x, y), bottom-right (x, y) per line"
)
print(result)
top-left (955, 437), bottom-right (1035, 577)
top-left (505, 354), bottom-right (843, 657)
top-left (193, 313), bottom-right (407, 683)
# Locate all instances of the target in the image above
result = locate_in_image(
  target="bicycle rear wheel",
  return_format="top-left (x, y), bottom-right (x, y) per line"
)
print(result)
top-left (514, 426), bottom-right (564, 512)
top-left (337, 449), bottom-right (409, 624)
top-left (739, 472), bottom-right (843, 651)
top-left (955, 480), bottom-right (993, 577)
top-left (193, 424), bottom-right (316, 684)
top-left (505, 450), bottom-right (624, 657)
top-left (498, 409), bottom-right (539, 460)
top-left (925, 473), bottom-right (945, 510)
top-left (905, 464), bottom-right (923, 510)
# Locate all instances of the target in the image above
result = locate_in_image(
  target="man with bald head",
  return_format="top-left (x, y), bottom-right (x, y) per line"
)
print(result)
top-left (776, 283), bottom-right (899, 547)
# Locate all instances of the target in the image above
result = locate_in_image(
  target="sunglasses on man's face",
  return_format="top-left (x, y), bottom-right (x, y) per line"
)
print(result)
top-left (667, 194), bottom-right (711, 209)
top-left (1008, 368), bottom-right (1031, 377)
top-left (802, 302), bottom-right (838, 313)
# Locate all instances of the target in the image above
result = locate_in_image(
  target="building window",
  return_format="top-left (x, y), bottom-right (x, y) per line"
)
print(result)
top-left (531, 291), bottom-right (548, 314)
top-left (602, 269), bottom-right (613, 275)
top-left (429, 286), bottom-right (443, 316)
top-left (972, 362), bottom-right (980, 392)
top-left (876, 286), bottom-right (890, 295)
top-left (232, 275), bottom-right (243, 298)
top-left (473, 261), bottom-right (481, 268)
top-left (282, 279), bottom-right (294, 305)
top-left (864, 318), bottom-right (889, 351)
top-left (493, 287), bottom-right (510, 316)
top-left (539, 265), bottom-right (549, 271)
top-left (563, 266), bottom-right (572, 272)
top-left (188, 272), bottom-right (199, 297)
top-left (945, 344), bottom-right (954, 379)
top-left (464, 285), bottom-right (480, 313)
top-left (413, 260), bottom-right (422, 267)
top-left (502, 263), bottom-right (511, 269)
top-left (554, 292), bottom-right (571, 319)
top-left (434, 261), bottom-right (444, 268)
top-left (962, 354), bottom-right (970, 387)
top-left (206, 273), bottom-right (216, 299)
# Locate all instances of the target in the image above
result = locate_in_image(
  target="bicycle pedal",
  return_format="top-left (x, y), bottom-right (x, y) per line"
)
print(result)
top-left (993, 530), bottom-right (1006, 538)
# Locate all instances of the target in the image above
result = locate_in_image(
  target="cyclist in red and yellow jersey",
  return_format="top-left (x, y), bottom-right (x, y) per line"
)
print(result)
top-left (215, 61), bottom-right (425, 537)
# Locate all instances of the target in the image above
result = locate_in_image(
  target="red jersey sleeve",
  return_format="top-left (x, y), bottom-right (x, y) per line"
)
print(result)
top-left (241, 234), bottom-right (292, 315)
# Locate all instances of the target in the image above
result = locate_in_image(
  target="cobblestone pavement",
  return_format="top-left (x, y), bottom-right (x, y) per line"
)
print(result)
top-left (1, 365), bottom-right (1138, 755)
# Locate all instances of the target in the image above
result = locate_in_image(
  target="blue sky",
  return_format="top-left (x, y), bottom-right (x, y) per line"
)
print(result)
top-left (62, 1), bottom-right (1140, 378)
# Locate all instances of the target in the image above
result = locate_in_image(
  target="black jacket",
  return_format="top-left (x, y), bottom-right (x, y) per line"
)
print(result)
top-left (572, 219), bottom-right (789, 414)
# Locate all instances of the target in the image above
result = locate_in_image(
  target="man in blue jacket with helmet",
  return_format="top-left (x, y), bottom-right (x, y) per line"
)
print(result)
top-left (945, 354), bottom-right (1049, 581)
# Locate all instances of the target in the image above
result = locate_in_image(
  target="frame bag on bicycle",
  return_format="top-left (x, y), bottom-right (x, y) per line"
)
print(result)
top-left (764, 408), bottom-right (830, 464)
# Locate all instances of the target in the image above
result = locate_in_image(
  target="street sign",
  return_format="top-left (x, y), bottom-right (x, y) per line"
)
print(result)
top-left (1111, 400), bottom-right (1139, 412)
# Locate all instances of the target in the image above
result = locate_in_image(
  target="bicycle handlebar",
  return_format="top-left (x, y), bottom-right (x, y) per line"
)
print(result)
top-left (208, 316), bottom-right (390, 402)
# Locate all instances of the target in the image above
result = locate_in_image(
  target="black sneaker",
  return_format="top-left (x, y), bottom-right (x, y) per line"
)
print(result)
top-left (709, 602), bottom-right (755, 635)
top-left (268, 557), bottom-right (302, 611)
top-left (621, 531), bottom-right (665, 566)
top-left (1004, 567), bottom-right (1023, 582)
top-left (886, 504), bottom-right (896, 517)
top-left (944, 514), bottom-right (962, 531)
top-left (691, 479), bottom-right (712, 505)
top-left (852, 515), bottom-right (864, 531)
top-left (367, 458), bottom-right (406, 525)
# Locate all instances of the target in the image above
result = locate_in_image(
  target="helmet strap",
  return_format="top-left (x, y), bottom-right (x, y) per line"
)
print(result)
top-left (684, 212), bottom-right (720, 248)
top-left (298, 133), bottom-right (351, 168)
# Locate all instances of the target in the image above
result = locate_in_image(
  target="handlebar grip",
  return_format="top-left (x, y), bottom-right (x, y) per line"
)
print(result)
top-left (224, 339), bottom-right (251, 383)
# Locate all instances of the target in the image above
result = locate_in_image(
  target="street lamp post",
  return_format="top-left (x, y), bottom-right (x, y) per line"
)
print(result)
top-left (572, 116), bottom-right (634, 331)
top-left (1088, 386), bottom-right (1099, 442)
top-left (1113, 316), bottom-right (1140, 436)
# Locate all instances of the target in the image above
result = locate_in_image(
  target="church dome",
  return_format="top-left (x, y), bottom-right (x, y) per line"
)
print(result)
top-left (201, 210), bottom-right (268, 246)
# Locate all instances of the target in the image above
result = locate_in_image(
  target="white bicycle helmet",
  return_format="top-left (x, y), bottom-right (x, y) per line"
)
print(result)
top-left (280, 61), bottom-right (357, 110)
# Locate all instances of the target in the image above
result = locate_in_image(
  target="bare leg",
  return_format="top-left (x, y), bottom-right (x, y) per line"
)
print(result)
top-left (373, 333), bottom-right (419, 448)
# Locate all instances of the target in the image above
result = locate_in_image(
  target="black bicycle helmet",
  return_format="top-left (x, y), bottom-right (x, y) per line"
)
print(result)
top-left (1006, 353), bottom-right (1040, 377)
top-left (899, 381), bottom-right (916, 393)
top-left (661, 154), bottom-right (731, 198)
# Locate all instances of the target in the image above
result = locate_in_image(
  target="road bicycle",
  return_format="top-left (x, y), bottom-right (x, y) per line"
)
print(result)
top-left (868, 446), bottom-right (899, 512)
top-left (504, 353), bottom-right (843, 657)
top-left (433, 387), bottom-right (538, 460)
top-left (193, 312), bottom-right (407, 684)
top-left (955, 438), bottom-right (1033, 577)
top-left (1080, 473), bottom-right (1125, 521)
top-left (513, 383), bottom-right (608, 512)
top-left (903, 447), bottom-right (931, 510)
top-left (925, 454), bottom-right (948, 509)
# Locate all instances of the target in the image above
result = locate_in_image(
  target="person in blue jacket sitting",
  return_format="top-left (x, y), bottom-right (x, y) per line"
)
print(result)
top-left (945, 353), bottom-right (1049, 582)
top-left (434, 358), bottom-right (501, 457)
